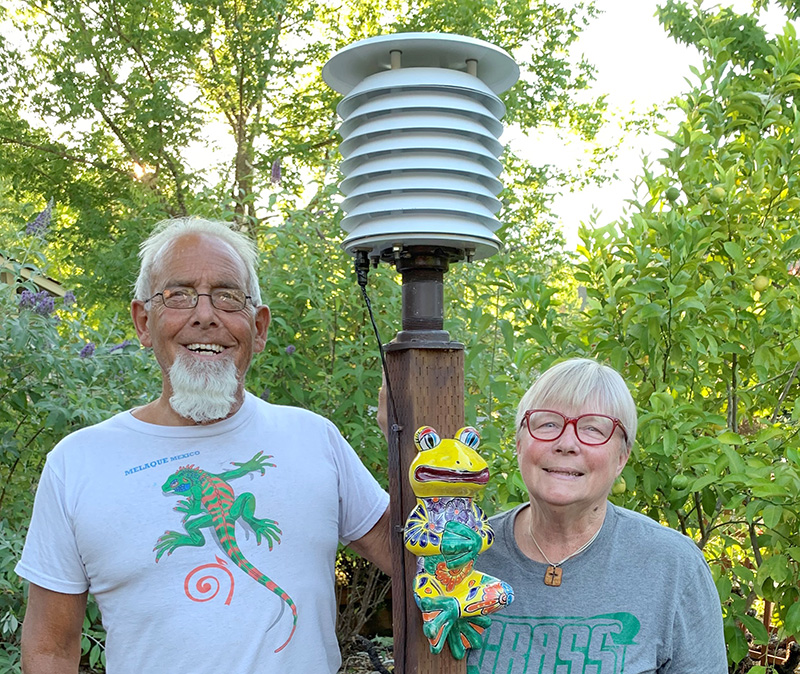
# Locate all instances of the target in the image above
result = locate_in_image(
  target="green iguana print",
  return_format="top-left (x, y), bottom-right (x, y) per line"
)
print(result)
top-left (154, 451), bottom-right (297, 652)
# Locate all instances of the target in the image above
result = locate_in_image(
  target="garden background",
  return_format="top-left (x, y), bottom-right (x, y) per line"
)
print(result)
top-left (2, 0), bottom-right (800, 671)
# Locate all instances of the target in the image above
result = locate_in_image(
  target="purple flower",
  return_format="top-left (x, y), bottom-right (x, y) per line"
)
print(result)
top-left (33, 295), bottom-right (55, 316)
top-left (79, 342), bottom-right (96, 358)
top-left (19, 289), bottom-right (55, 316)
top-left (63, 290), bottom-right (76, 306)
top-left (285, 344), bottom-right (296, 355)
top-left (26, 198), bottom-right (54, 236)
top-left (109, 339), bottom-right (133, 353)
top-left (271, 159), bottom-right (281, 185)
top-left (18, 289), bottom-right (36, 309)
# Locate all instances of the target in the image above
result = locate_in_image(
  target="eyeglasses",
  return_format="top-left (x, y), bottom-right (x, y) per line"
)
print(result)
top-left (521, 409), bottom-right (628, 446)
top-left (145, 287), bottom-right (252, 312)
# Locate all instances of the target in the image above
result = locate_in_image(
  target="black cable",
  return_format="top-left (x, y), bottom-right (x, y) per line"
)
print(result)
top-left (354, 251), bottom-right (400, 437)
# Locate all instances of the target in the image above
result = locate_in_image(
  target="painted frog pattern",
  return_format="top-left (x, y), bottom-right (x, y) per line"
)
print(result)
top-left (404, 426), bottom-right (514, 660)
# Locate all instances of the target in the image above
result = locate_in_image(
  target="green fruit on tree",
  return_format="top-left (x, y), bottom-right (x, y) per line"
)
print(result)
top-left (671, 474), bottom-right (690, 490)
top-left (708, 185), bottom-right (726, 203)
top-left (611, 476), bottom-right (626, 495)
top-left (665, 187), bottom-right (680, 202)
top-left (753, 275), bottom-right (770, 292)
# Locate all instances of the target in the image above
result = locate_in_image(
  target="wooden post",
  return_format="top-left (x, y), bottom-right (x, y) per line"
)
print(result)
top-left (384, 252), bottom-right (467, 674)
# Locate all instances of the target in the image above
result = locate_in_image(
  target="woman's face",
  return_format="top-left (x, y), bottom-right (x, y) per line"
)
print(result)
top-left (516, 404), bottom-right (629, 513)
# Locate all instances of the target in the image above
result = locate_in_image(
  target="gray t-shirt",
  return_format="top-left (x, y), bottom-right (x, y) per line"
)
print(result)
top-left (466, 502), bottom-right (727, 674)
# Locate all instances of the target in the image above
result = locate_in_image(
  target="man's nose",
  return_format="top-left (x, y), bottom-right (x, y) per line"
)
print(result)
top-left (191, 294), bottom-right (219, 324)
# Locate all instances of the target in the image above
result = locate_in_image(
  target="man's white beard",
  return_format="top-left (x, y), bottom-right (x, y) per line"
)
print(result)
top-left (168, 354), bottom-right (240, 423)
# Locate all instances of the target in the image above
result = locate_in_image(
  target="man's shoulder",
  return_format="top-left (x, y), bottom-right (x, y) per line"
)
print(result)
top-left (57, 410), bottom-right (132, 442)
top-left (247, 392), bottom-right (335, 427)
top-left (43, 410), bottom-right (137, 467)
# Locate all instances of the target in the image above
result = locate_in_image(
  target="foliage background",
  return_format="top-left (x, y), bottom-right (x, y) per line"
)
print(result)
top-left (2, 0), bottom-right (800, 672)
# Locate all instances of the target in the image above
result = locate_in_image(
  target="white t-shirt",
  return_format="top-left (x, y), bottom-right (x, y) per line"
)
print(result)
top-left (17, 392), bottom-right (389, 673)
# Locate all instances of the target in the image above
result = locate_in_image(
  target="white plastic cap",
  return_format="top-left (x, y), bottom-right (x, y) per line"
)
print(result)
top-left (322, 33), bottom-right (519, 261)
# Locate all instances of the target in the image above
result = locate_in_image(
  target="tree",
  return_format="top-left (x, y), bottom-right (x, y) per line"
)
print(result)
top-left (0, 0), bottom-right (604, 320)
top-left (510, 3), bottom-right (800, 665)
top-left (0, 1), bottom-right (611, 667)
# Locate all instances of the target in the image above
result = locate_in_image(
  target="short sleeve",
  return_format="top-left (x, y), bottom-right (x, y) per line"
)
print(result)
top-left (667, 549), bottom-right (727, 673)
top-left (15, 452), bottom-right (90, 594)
top-left (328, 424), bottom-right (389, 544)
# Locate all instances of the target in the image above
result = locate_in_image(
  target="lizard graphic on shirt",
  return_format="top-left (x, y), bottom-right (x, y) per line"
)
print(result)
top-left (154, 451), bottom-right (297, 652)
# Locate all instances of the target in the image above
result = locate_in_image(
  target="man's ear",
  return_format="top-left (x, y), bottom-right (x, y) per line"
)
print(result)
top-left (253, 305), bottom-right (271, 353)
top-left (131, 300), bottom-right (152, 347)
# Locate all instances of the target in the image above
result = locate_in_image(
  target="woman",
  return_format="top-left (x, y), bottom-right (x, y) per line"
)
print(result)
top-left (465, 358), bottom-right (727, 673)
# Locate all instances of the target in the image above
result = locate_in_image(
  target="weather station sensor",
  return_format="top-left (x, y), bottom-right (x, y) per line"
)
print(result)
top-left (322, 33), bottom-right (520, 265)
top-left (323, 34), bottom-right (521, 672)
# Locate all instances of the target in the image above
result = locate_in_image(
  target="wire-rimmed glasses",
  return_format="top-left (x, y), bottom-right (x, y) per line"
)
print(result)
top-left (145, 287), bottom-right (252, 312)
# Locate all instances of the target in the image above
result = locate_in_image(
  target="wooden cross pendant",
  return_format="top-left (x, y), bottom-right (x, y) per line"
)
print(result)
top-left (544, 565), bottom-right (563, 586)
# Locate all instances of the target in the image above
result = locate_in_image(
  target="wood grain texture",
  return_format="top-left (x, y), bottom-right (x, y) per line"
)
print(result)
top-left (386, 346), bottom-right (466, 674)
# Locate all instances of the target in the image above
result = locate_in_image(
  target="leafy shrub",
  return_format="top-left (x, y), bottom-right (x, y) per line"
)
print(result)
top-left (0, 247), bottom-right (159, 671)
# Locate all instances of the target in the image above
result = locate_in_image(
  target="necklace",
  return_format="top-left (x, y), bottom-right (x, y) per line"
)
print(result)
top-left (528, 523), bottom-right (603, 587)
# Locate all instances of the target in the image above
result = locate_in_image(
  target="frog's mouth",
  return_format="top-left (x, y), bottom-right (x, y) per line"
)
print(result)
top-left (414, 466), bottom-right (490, 484)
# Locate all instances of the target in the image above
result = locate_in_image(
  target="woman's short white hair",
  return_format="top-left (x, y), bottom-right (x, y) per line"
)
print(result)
top-left (133, 217), bottom-right (262, 305)
top-left (516, 358), bottom-right (637, 452)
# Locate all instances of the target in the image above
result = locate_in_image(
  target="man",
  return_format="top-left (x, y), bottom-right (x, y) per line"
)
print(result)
top-left (16, 217), bottom-right (391, 673)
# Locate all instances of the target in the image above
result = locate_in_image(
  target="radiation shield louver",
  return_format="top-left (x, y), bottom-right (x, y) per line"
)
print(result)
top-left (322, 33), bottom-right (520, 264)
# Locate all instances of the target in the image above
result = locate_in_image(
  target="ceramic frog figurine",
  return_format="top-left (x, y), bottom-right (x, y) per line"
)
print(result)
top-left (404, 425), bottom-right (514, 659)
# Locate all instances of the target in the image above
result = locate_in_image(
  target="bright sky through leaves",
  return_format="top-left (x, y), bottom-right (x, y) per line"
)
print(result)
top-left (512, 0), bottom-right (792, 250)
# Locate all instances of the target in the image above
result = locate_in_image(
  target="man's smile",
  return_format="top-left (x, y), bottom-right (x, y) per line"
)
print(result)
top-left (184, 343), bottom-right (227, 355)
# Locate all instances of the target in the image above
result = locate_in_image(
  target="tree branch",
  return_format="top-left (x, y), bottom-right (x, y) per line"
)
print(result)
top-left (771, 361), bottom-right (800, 423)
top-left (0, 135), bottom-right (129, 177)
top-left (749, 522), bottom-right (763, 567)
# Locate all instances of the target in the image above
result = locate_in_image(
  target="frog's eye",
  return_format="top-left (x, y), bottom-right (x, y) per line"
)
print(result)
top-left (415, 426), bottom-right (440, 450)
top-left (457, 426), bottom-right (480, 449)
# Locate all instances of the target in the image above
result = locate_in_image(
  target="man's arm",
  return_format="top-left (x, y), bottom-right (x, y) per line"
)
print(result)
top-left (21, 584), bottom-right (87, 674)
top-left (348, 505), bottom-right (392, 576)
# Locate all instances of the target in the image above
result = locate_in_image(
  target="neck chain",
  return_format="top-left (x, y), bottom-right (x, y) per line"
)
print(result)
top-left (528, 523), bottom-right (603, 587)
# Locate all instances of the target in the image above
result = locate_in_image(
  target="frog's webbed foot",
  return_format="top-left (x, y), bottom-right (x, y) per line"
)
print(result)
top-left (446, 615), bottom-right (492, 660)
top-left (418, 595), bottom-right (460, 655)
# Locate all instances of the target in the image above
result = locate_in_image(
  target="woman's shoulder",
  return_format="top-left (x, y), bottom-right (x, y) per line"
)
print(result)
top-left (608, 503), bottom-right (707, 562)
top-left (487, 503), bottom-right (525, 525)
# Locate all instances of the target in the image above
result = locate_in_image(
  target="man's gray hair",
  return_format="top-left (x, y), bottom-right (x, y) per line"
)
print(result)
top-left (516, 358), bottom-right (637, 452)
top-left (133, 217), bottom-right (262, 305)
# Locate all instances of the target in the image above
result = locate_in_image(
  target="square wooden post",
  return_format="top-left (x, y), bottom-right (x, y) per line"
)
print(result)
top-left (385, 345), bottom-right (466, 674)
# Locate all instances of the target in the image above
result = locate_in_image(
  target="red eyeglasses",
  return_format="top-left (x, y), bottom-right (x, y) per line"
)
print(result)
top-left (521, 409), bottom-right (628, 446)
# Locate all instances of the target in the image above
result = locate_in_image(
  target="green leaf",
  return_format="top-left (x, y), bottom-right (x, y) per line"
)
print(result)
top-left (722, 241), bottom-right (744, 264)
top-left (715, 574), bottom-right (732, 601)
top-left (740, 614), bottom-right (769, 645)
top-left (762, 504), bottom-right (783, 529)
top-left (690, 474), bottom-right (718, 491)
top-left (732, 565), bottom-right (755, 583)
top-left (786, 600), bottom-right (800, 634)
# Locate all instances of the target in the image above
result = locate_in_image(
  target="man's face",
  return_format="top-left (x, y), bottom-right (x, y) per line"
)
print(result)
top-left (131, 233), bottom-right (270, 405)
